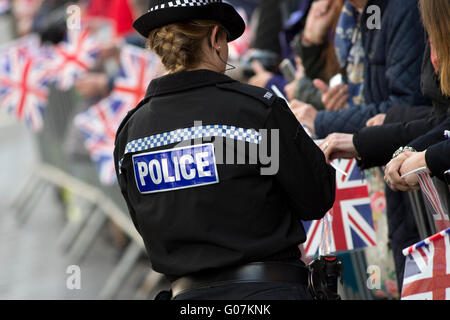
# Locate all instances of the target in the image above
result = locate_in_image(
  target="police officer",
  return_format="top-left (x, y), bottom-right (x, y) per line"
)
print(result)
top-left (114, 0), bottom-right (336, 300)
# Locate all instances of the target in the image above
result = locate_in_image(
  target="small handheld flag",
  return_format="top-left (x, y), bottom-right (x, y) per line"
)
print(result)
top-left (401, 228), bottom-right (450, 300)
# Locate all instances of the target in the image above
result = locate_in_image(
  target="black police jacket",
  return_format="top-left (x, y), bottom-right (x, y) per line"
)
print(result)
top-left (114, 69), bottom-right (336, 278)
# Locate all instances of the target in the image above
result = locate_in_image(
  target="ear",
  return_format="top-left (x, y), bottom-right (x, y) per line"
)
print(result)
top-left (210, 26), bottom-right (221, 51)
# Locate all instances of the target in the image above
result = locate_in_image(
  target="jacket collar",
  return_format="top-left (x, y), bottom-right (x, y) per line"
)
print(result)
top-left (145, 69), bottom-right (236, 98)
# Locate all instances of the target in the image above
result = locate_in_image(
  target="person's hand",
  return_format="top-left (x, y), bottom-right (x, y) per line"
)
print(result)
top-left (303, 0), bottom-right (339, 45)
top-left (284, 80), bottom-right (297, 102)
top-left (248, 60), bottom-right (273, 88)
top-left (314, 79), bottom-right (349, 111)
top-left (284, 58), bottom-right (305, 101)
top-left (319, 133), bottom-right (358, 163)
top-left (366, 114), bottom-right (386, 127)
top-left (75, 73), bottom-right (109, 99)
top-left (399, 151), bottom-right (429, 189)
top-left (384, 153), bottom-right (412, 192)
top-left (289, 100), bottom-right (318, 134)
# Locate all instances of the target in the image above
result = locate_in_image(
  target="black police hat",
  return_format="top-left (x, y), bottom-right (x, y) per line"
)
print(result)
top-left (133, 0), bottom-right (246, 42)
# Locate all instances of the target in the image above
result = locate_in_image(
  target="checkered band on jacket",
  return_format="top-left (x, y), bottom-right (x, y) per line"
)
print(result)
top-left (148, 0), bottom-right (222, 12)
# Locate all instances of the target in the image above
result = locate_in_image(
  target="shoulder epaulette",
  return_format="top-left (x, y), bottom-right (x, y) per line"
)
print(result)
top-left (216, 82), bottom-right (277, 107)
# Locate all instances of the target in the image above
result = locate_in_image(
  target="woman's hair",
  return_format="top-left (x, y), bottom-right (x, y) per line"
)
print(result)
top-left (420, 0), bottom-right (450, 96)
top-left (147, 20), bottom-right (228, 74)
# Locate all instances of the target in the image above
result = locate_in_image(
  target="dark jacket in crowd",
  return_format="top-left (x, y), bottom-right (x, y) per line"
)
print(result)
top-left (410, 119), bottom-right (450, 180)
top-left (114, 70), bottom-right (335, 278)
top-left (314, 0), bottom-right (429, 138)
top-left (348, 39), bottom-right (449, 292)
top-left (353, 43), bottom-right (450, 170)
top-left (424, 140), bottom-right (450, 180)
top-left (294, 38), bottom-right (328, 81)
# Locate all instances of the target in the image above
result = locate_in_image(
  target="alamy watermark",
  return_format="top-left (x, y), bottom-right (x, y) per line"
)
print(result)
top-left (366, 265), bottom-right (381, 290)
top-left (366, 5), bottom-right (381, 30)
top-left (66, 5), bottom-right (81, 31)
top-left (172, 121), bottom-right (280, 176)
top-left (66, 265), bottom-right (81, 290)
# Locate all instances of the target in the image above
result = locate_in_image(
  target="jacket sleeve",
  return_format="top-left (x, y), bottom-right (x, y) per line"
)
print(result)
top-left (353, 115), bottom-right (448, 169)
top-left (410, 118), bottom-right (450, 151)
top-left (314, 102), bottom-right (384, 139)
top-left (426, 141), bottom-right (450, 180)
top-left (384, 105), bottom-right (433, 124)
top-left (314, 1), bottom-right (427, 139)
top-left (293, 32), bottom-right (328, 80)
top-left (264, 98), bottom-right (336, 221)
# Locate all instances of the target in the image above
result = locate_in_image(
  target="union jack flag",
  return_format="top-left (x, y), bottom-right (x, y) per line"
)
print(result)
top-left (0, 42), bottom-right (50, 131)
top-left (302, 158), bottom-right (376, 257)
top-left (401, 228), bottom-right (450, 300)
top-left (0, 34), bottom-right (40, 56)
top-left (74, 95), bottom-right (130, 185)
top-left (74, 45), bottom-right (160, 184)
top-left (48, 29), bottom-right (100, 90)
top-left (112, 44), bottom-right (160, 107)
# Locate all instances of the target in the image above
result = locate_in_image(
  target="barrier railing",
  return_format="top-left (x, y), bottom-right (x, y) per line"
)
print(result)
top-left (407, 170), bottom-right (450, 239)
top-left (9, 85), bottom-right (165, 299)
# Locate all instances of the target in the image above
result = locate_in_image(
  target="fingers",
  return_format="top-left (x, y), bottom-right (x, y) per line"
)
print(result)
top-left (385, 156), bottom-right (411, 191)
top-left (314, 0), bottom-right (334, 17)
top-left (295, 57), bottom-right (303, 69)
top-left (290, 99), bottom-right (306, 109)
top-left (366, 115), bottom-right (379, 127)
top-left (319, 134), bottom-right (339, 163)
top-left (319, 133), bottom-right (357, 163)
top-left (367, 117), bottom-right (377, 127)
top-left (366, 114), bottom-right (386, 127)
top-left (313, 79), bottom-right (329, 95)
top-left (284, 82), bottom-right (296, 101)
top-left (323, 84), bottom-right (348, 110)
top-left (319, 138), bottom-right (333, 163)
top-left (251, 59), bottom-right (265, 74)
top-left (329, 92), bottom-right (348, 111)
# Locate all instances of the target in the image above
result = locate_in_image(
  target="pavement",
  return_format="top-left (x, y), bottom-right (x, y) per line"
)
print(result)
top-left (0, 99), bottom-right (154, 300)
top-left (0, 14), bottom-right (136, 300)
top-left (0, 14), bottom-right (169, 300)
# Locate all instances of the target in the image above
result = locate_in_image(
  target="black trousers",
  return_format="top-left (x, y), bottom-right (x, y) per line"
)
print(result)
top-left (172, 282), bottom-right (313, 300)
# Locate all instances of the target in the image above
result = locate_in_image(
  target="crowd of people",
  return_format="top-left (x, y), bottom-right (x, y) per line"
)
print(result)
top-left (238, 0), bottom-right (450, 293)
top-left (2, 0), bottom-right (449, 299)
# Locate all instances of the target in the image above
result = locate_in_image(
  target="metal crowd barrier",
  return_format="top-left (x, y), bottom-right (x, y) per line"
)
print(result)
top-left (10, 85), bottom-right (165, 299)
top-left (408, 173), bottom-right (450, 240)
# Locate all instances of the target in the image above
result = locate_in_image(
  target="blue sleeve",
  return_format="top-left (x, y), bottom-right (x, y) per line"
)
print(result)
top-left (314, 101), bottom-right (391, 138)
top-left (314, 0), bottom-right (427, 139)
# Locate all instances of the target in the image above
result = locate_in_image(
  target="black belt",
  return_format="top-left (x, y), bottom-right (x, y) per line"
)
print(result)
top-left (171, 262), bottom-right (310, 298)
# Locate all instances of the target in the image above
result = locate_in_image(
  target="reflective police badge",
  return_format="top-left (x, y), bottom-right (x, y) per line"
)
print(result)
top-left (132, 143), bottom-right (219, 194)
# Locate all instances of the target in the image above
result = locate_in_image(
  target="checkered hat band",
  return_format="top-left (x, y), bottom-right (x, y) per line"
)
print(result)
top-left (120, 125), bottom-right (261, 165)
top-left (148, 0), bottom-right (222, 12)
